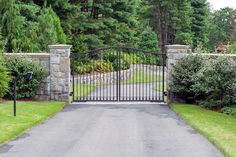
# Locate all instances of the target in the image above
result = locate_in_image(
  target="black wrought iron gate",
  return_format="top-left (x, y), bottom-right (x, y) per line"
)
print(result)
top-left (71, 46), bottom-right (166, 102)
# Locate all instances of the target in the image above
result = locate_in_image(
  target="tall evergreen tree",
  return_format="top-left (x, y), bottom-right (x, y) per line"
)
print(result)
top-left (191, 0), bottom-right (209, 47)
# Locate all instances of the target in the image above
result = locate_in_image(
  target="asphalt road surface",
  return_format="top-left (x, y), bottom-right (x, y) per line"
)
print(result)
top-left (0, 103), bottom-right (223, 157)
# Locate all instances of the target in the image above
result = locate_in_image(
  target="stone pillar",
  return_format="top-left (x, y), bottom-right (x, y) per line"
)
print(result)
top-left (166, 45), bottom-right (191, 104)
top-left (49, 45), bottom-right (72, 102)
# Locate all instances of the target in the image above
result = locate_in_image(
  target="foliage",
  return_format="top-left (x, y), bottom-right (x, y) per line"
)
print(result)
top-left (103, 51), bottom-right (130, 71)
top-left (207, 7), bottom-right (236, 50)
top-left (4, 56), bottom-right (46, 99)
top-left (191, 0), bottom-right (209, 48)
top-left (225, 42), bottom-right (236, 54)
top-left (0, 0), bottom-right (160, 52)
top-left (170, 54), bottom-right (205, 99)
top-left (37, 6), bottom-right (67, 51)
top-left (0, 0), bottom-right (67, 52)
top-left (0, 28), bottom-right (5, 52)
top-left (71, 59), bottom-right (114, 74)
top-left (221, 107), bottom-right (236, 117)
top-left (123, 53), bottom-right (143, 64)
top-left (0, 55), bottom-right (10, 97)
top-left (134, 25), bottom-right (160, 51)
top-left (91, 60), bottom-right (114, 73)
top-left (193, 58), bottom-right (236, 108)
top-left (71, 59), bottom-right (95, 74)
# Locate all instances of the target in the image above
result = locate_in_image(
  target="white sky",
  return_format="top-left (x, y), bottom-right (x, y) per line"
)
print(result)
top-left (208, 0), bottom-right (236, 10)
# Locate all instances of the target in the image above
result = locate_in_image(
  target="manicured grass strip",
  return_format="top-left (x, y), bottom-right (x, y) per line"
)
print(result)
top-left (72, 83), bottom-right (97, 99)
top-left (123, 71), bottom-right (162, 84)
top-left (171, 104), bottom-right (236, 157)
top-left (155, 83), bottom-right (167, 92)
top-left (0, 101), bottom-right (66, 144)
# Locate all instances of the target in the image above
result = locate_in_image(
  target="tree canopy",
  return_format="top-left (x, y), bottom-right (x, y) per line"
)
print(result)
top-left (0, 0), bottom-right (235, 53)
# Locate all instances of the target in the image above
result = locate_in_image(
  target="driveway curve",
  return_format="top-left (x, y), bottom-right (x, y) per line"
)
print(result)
top-left (0, 103), bottom-right (223, 157)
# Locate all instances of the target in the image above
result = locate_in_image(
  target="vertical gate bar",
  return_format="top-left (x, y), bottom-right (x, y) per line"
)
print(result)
top-left (77, 74), bottom-right (79, 101)
top-left (82, 70), bottom-right (85, 101)
top-left (118, 47), bottom-right (121, 101)
top-left (116, 47), bottom-right (119, 101)
top-left (89, 71), bottom-right (92, 101)
top-left (106, 49), bottom-right (109, 101)
top-left (159, 56), bottom-right (161, 101)
top-left (145, 56), bottom-right (147, 101)
top-left (135, 59), bottom-right (138, 101)
top-left (162, 54), bottom-right (165, 102)
top-left (72, 74), bottom-right (75, 102)
top-left (100, 53), bottom-right (103, 101)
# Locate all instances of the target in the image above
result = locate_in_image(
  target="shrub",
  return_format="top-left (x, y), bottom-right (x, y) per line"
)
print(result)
top-left (4, 56), bottom-right (46, 99)
top-left (71, 59), bottom-right (95, 74)
top-left (221, 107), bottom-right (236, 116)
top-left (170, 54), bottom-right (205, 101)
top-left (71, 59), bottom-right (114, 74)
top-left (124, 53), bottom-right (143, 64)
top-left (103, 51), bottom-right (130, 70)
top-left (193, 57), bottom-right (236, 108)
top-left (0, 55), bottom-right (10, 97)
top-left (92, 60), bottom-right (114, 73)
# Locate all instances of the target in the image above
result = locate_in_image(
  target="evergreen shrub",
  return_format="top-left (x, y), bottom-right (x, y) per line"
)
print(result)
top-left (4, 56), bottom-right (46, 99)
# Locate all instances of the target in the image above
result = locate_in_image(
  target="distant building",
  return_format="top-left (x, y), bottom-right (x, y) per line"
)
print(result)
top-left (215, 43), bottom-right (231, 53)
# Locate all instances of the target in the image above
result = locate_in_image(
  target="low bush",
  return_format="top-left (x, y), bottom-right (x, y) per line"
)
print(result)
top-left (193, 58), bottom-right (236, 108)
top-left (0, 55), bottom-right (10, 97)
top-left (71, 59), bottom-right (114, 74)
top-left (221, 107), bottom-right (236, 116)
top-left (103, 51), bottom-right (130, 70)
top-left (4, 56), bottom-right (46, 99)
top-left (91, 60), bottom-right (114, 72)
top-left (71, 59), bottom-right (95, 74)
top-left (123, 53), bottom-right (143, 64)
top-left (170, 54), bottom-right (205, 101)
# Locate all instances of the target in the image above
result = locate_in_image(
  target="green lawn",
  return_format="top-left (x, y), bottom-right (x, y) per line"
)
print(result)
top-left (72, 83), bottom-right (97, 99)
top-left (172, 104), bottom-right (236, 157)
top-left (0, 101), bottom-right (66, 144)
top-left (123, 71), bottom-right (162, 84)
top-left (155, 82), bottom-right (167, 92)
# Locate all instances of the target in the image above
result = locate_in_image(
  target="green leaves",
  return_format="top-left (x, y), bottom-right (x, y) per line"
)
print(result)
top-left (0, 55), bottom-right (10, 97)
top-left (172, 55), bottom-right (236, 108)
top-left (4, 55), bottom-right (46, 99)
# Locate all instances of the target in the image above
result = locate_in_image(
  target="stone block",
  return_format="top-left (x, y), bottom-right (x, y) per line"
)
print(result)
top-left (50, 55), bottom-right (60, 64)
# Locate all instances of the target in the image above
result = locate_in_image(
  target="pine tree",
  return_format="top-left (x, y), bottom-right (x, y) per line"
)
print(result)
top-left (191, 0), bottom-right (209, 47)
top-left (38, 6), bottom-right (67, 50)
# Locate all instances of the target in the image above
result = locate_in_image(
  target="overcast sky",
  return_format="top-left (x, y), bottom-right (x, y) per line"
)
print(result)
top-left (208, 0), bottom-right (236, 10)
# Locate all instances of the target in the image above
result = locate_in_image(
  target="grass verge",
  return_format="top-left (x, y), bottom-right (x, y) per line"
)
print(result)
top-left (155, 83), bottom-right (167, 92)
top-left (123, 71), bottom-right (162, 84)
top-left (71, 83), bottom-right (97, 100)
top-left (171, 104), bottom-right (236, 157)
top-left (0, 101), bottom-right (66, 144)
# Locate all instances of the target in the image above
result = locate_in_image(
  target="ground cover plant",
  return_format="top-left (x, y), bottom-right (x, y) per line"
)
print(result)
top-left (172, 104), bottom-right (236, 157)
top-left (0, 101), bottom-right (66, 144)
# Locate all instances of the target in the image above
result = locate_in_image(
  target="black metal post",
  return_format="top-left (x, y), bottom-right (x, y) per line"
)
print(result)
top-left (13, 79), bottom-right (17, 117)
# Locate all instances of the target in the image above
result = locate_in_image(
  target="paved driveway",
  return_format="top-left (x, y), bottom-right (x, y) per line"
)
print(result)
top-left (0, 103), bottom-right (223, 157)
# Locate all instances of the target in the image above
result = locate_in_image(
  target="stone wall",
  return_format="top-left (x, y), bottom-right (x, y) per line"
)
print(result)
top-left (4, 45), bottom-right (72, 102)
top-left (77, 64), bottom-right (159, 84)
